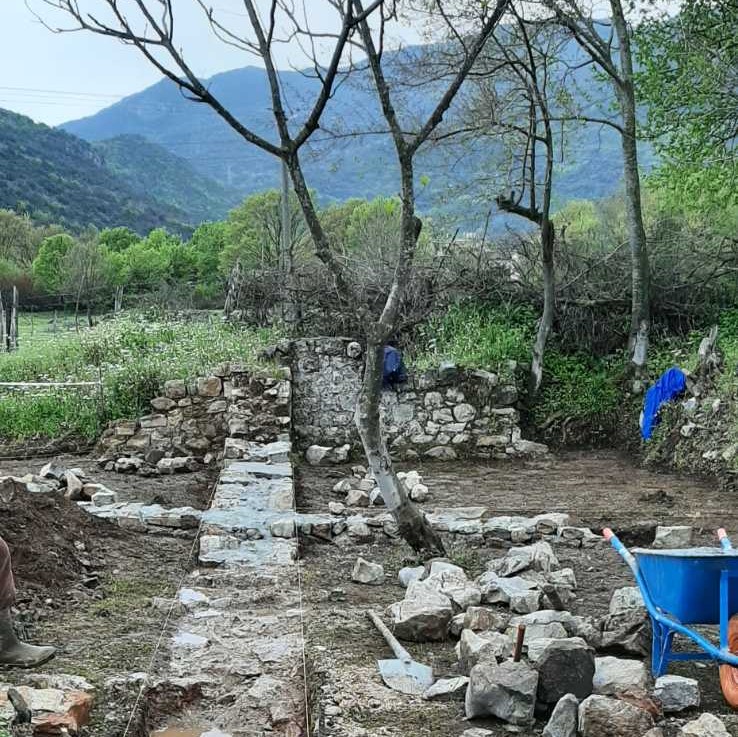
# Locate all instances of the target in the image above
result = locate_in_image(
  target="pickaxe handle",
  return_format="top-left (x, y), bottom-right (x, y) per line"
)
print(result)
top-left (368, 610), bottom-right (412, 663)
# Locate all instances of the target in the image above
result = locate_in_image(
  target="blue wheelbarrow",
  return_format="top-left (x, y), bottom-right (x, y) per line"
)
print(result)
top-left (604, 527), bottom-right (738, 705)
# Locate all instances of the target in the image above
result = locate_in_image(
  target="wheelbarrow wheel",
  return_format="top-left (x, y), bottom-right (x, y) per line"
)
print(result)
top-left (719, 614), bottom-right (738, 709)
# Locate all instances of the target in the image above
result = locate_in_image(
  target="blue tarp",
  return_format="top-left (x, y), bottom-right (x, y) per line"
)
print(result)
top-left (641, 366), bottom-right (687, 440)
top-left (383, 346), bottom-right (407, 387)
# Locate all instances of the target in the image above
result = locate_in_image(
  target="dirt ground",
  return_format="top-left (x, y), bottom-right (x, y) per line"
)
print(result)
top-left (297, 450), bottom-right (738, 736)
top-left (0, 454), bottom-right (216, 736)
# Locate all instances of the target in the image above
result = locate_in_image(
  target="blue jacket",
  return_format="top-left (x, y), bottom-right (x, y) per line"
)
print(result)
top-left (383, 346), bottom-right (407, 387)
top-left (641, 366), bottom-right (687, 440)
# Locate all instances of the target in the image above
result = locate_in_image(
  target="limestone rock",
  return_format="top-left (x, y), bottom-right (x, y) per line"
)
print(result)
top-left (409, 483), bottom-right (430, 502)
top-left (345, 489), bottom-right (370, 507)
top-left (387, 581), bottom-right (453, 642)
top-left (423, 676), bottom-right (469, 701)
top-left (457, 629), bottom-right (513, 673)
top-left (328, 501), bottom-right (346, 516)
top-left (653, 525), bottom-right (692, 549)
top-left (477, 571), bottom-right (535, 605)
top-left (679, 713), bottom-right (730, 736)
top-left (164, 379), bottom-right (187, 399)
top-left (535, 638), bottom-right (595, 704)
top-left (306, 445), bottom-right (331, 465)
top-left (489, 541), bottom-right (559, 577)
top-left (654, 674), bottom-right (700, 713)
top-left (609, 586), bottom-right (645, 615)
top-left (351, 557), bottom-right (384, 585)
top-left (465, 659), bottom-right (538, 725)
top-left (463, 607), bottom-right (509, 633)
top-left (424, 445), bottom-right (457, 460)
top-left (543, 693), bottom-right (579, 737)
top-left (39, 460), bottom-right (66, 481)
top-left (398, 566), bottom-right (425, 588)
top-left (592, 656), bottom-right (649, 695)
top-left (578, 694), bottom-right (654, 737)
top-left (599, 607), bottom-right (651, 657)
top-left (197, 376), bottom-right (222, 397)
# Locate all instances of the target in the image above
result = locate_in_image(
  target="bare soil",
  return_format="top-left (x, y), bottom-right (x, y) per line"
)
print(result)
top-left (297, 450), bottom-right (738, 736)
top-left (0, 454), bottom-right (214, 736)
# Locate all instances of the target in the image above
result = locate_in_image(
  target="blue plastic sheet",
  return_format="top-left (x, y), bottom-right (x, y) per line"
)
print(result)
top-left (641, 366), bottom-right (687, 440)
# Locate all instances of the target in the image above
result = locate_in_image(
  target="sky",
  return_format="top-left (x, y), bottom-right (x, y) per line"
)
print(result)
top-left (1, 1), bottom-right (417, 126)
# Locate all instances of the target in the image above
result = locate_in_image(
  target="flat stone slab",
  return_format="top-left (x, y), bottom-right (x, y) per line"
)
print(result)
top-left (221, 461), bottom-right (292, 479)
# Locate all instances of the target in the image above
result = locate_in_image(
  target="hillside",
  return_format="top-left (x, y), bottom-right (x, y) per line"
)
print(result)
top-left (0, 108), bottom-right (190, 234)
top-left (93, 134), bottom-right (242, 224)
top-left (61, 54), bottom-right (650, 225)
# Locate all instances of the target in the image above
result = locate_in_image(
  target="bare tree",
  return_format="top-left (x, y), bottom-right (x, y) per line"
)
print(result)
top-left (476, 8), bottom-right (562, 395)
top-left (543, 0), bottom-right (651, 377)
top-left (35, 0), bottom-right (507, 552)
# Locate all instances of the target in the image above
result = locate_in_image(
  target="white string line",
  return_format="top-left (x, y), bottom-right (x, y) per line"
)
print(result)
top-left (292, 491), bottom-right (312, 737)
top-left (121, 477), bottom-right (221, 737)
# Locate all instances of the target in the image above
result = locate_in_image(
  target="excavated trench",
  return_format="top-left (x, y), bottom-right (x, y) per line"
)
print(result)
top-left (3, 446), bottom-right (737, 736)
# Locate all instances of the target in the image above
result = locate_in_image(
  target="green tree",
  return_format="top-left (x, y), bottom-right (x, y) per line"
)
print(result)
top-left (32, 233), bottom-right (75, 293)
top-left (98, 226), bottom-right (141, 253)
top-left (636, 0), bottom-right (738, 221)
top-left (223, 190), bottom-right (308, 272)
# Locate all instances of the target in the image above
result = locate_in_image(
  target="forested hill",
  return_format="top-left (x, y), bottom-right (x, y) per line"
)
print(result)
top-left (61, 58), bottom-right (647, 225)
top-left (0, 109), bottom-right (240, 234)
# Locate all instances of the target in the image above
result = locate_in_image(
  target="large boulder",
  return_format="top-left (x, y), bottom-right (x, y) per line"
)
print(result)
top-left (477, 572), bottom-right (536, 605)
top-left (592, 656), bottom-right (649, 695)
top-left (543, 693), bottom-right (579, 737)
top-left (654, 674), bottom-right (700, 713)
top-left (465, 659), bottom-right (538, 726)
top-left (386, 581), bottom-right (453, 642)
top-left (423, 566), bottom-right (481, 611)
top-left (463, 607), bottom-right (509, 633)
top-left (578, 694), bottom-right (654, 737)
top-left (535, 638), bottom-right (595, 705)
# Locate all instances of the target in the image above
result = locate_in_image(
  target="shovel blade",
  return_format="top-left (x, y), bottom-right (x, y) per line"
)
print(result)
top-left (378, 658), bottom-right (434, 696)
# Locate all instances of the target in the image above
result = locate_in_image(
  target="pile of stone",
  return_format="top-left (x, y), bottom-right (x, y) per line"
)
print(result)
top-left (332, 467), bottom-right (431, 509)
top-left (373, 539), bottom-right (709, 736)
top-left (0, 460), bottom-right (117, 506)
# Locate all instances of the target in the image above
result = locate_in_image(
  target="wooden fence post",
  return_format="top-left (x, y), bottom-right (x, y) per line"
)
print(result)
top-left (9, 286), bottom-right (18, 351)
top-left (0, 291), bottom-right (5, 353)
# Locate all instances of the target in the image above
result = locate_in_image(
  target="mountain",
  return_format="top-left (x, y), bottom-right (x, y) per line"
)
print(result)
top-left (0, 108), bottom-right (243, 235)
top-left (61, 47), bottom-right (652, 228)
top-left (92, 135), bottom-right (242, 224)
top-left (0, 108), bottom-right (189, 233)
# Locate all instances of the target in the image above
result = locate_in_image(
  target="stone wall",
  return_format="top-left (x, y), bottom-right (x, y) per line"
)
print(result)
top-left (287, 337), bottom-right (547, 461)
top-left (96, 362), bottom-right (291, 474)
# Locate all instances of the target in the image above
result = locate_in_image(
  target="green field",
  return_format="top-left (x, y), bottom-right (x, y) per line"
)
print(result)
top-left (0, 310), bottom-right (279, 441)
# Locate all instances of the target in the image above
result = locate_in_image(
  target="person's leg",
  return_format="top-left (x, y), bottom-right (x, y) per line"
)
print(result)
top-left (0, 536), bottom-right (16, 610)
top-left (0, 535), bottom-right (56, 667)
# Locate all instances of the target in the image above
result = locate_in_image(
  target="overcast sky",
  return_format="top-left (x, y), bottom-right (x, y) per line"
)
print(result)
top-left (1, 1), bottom-right (420, 126)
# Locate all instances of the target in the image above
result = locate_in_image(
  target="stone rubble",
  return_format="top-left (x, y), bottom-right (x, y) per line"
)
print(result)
top-left (578, 694), bottom-right (655, 737)
top-left (351, 557), bottom-right (384, 585)
top-left (465, 659), bottom-right (538, 725)
top-left (679, 713), bottom-right (730, 736)
top-left (654, 674), bottom-right (701, 713)
top-left (543, 693), bottom-right (579, 737)
top-left (592, 656), bottom-right (650, 695)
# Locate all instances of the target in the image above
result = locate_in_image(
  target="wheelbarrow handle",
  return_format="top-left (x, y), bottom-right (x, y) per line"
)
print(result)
top-left (718, 528), bottom-right (733, 551)
top-left (368, 610), bottom-right (412, 663)
top-left (603, 527), bottom-right (638, 576)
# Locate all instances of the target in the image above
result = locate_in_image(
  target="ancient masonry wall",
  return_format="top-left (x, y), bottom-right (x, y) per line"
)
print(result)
top-left (96, 363), bottom-right (291, 473)
top-left (286, 336), bottom-right (547, 460)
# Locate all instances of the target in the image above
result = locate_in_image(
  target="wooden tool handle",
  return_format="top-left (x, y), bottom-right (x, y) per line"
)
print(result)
top-left (368, 610), bottom-right (412, 663)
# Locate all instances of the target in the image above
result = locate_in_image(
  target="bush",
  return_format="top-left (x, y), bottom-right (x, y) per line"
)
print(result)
top-left (411, 302), bottom-right (536, 373)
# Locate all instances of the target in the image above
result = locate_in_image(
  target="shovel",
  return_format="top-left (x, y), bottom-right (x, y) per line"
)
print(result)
top-left (367, 610), bottom-right (434, 696)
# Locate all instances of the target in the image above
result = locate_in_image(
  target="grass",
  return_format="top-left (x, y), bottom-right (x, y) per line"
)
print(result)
top-left (0, 310), bottom-right (281, 441)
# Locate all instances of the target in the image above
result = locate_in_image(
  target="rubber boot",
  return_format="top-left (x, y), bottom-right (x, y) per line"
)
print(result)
top-left (0, 608), bottom-right (56, 668)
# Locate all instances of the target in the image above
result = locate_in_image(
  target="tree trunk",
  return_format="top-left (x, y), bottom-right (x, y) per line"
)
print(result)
top-left (355, 339), bottom-right (445, 556)
top-left (530, 219), bottom-right (555, 396)
top-left (611, 0), bottom-right (650, 377)
top-left (619, 88), bottom-right (650, 377)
